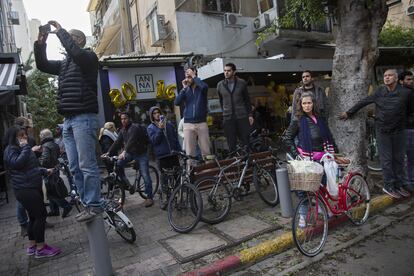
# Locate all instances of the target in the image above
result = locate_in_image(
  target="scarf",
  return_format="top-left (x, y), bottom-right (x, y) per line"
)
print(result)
top-left (298, 115), bottom-right (335, 160)
top-left (103, 129), bottom-right (118, 142)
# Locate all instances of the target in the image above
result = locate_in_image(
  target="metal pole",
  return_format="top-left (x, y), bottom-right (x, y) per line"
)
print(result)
top-left (86, 215), bottom-right (113, 276)
top-left (276, 168), bottom-right (294, 218)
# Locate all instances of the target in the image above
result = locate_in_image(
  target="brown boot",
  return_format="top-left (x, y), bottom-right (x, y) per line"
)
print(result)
top-left (144, 199), bottom-right (154, 208)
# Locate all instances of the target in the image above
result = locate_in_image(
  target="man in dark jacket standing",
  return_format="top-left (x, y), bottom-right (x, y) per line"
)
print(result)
top-left (398, 71), bottom-right (414, 192)
top-left (292, 70), bottom-right (329, 119)
top-left (217, 63), bottom-right (254, 151)
top-left (38, 129), bottom-right (72, 218)
top-left (174, 67), bottom-right (211, 159)
top-left (340, 69), bottom-right (414, 198)
top-left (108, 112), bottom-right (154, 207)
top-left (147, 107), bottom-right (181, 209)
top-left (34, 21), bottom-right (101, 222)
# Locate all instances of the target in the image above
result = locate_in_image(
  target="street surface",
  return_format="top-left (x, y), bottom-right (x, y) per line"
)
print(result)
top-left (230, 196), bottom-right (414, 276)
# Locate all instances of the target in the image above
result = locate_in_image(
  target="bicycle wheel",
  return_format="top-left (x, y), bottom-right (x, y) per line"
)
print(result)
top-left (292, 193), bottom-right (328, 257)
top-left (195, 176), bottom-right (232, 224)
top-left (167, 183), bottom-right (203, 233)
top-left (136, 165), bottom-right (160, 199)
top-left (345, 174), bottom-right (370, 225)
top-left (253, 165), bottom-right (279, 206)
top-left (102, 176), bottom-right (126, 206)
top-left (108, 211), bottom-right (136, 243)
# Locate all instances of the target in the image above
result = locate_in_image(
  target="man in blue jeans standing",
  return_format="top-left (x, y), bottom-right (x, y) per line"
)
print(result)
top-left (34, 20), bottom-right (102, 222)
top-left (108, 112), bottom-right (154, 207)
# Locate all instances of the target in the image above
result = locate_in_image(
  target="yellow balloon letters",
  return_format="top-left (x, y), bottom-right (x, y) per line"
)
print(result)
top-left (121, 81), bottom-right (137, 101)
top-left (109, 89), bottom-right (126, 108)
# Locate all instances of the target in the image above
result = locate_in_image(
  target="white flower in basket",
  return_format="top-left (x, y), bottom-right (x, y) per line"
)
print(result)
top-left (287, 159), bottom-right (324, 192)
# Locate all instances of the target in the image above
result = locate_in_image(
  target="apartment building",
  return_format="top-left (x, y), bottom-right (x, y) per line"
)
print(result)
top-left (387, 0), bottom-right (414, 28)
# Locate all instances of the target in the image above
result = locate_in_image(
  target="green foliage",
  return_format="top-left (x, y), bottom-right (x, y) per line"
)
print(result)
top-left (24, 69), bottom-right (63, 131)
top-left (279, 0), bottom-right (326, 29)
top-left (255, 0), bottom-right (327, 46)
top-left (378, 23), bottom-right (414, 47)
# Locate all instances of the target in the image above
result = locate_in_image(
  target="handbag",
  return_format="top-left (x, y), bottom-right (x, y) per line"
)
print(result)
top-left (54, 176), bottom-right (69, 199)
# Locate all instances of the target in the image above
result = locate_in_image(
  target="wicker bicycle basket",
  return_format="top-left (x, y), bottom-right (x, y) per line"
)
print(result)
top-left (287, 162), bottom-right (324, 192)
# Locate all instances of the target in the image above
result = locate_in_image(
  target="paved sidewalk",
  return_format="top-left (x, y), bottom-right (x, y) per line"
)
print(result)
top-left (0, 166), bottom-right (294, 276)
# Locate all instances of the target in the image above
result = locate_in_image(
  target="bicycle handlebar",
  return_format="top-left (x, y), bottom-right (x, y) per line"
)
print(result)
top-left (171, 150), bottom-right (198, 161)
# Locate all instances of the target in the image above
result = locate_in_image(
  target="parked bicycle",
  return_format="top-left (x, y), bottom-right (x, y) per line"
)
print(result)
top-left (194, 146), bottom-right (278, 224)
top-left (291, 154), bottom-right (370, 257)
top-left (166, 150), bottom-right (203, 233)
top-left (366, 115), bottom-right (381, 171)
top-left (57, 155), bottom-right (136, 243)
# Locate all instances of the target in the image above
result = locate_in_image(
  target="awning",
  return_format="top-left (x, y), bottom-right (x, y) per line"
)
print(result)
top-left (87, 0), bottom-right (102, 12)
top-left (198, 57), bottom-right (333, 86)
top-left (0, 63), bottom-right (19, 91)
top-left (95, 24), bottom-right (121, 57)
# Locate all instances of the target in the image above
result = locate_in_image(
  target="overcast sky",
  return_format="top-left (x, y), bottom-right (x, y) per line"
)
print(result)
top-left (23, 0), bottom-right (92, 60)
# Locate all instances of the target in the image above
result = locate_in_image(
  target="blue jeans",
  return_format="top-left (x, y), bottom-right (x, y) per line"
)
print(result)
top-left (63, 113), bottom-right (102, 208)
top-left (404, 129), bottom-right (414, 187)
top-left (117, 153), bottom-right (153, 199)
top-left (16, 200), bottom-right (28, 226)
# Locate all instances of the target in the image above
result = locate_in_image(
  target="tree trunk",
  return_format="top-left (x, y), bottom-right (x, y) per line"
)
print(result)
top-left (330, 0), bottom-right (388, 175)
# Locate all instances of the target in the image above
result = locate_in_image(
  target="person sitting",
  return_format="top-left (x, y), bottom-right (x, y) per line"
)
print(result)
top-left (99, 122), bottom-right (118, 173)
top-left (107, 112), bottom-right (154, 207)
top-left (147, 107), bottom-right (181, 209)
top-left (3, 126), bottom-right (61, 258)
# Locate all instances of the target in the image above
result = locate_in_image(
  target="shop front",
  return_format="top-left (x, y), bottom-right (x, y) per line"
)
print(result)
top-left (97, 53), bottom-right (193, 129)
top-left (198, 57), bottom-right (333, 155)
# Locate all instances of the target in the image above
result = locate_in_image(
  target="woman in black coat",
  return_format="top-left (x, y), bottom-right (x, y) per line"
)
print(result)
top-left (3, 126), bottom-right (61, 258)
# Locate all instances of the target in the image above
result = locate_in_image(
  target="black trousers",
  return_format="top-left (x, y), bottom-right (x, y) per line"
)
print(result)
top-left (223, 117), bottom-right (250, 152)
top-left (14, 188), bottom-right (47, 243)
top-left (158, 155), bottom-right (180, 192)
top-left (376, 129), bottom-right (406, 189)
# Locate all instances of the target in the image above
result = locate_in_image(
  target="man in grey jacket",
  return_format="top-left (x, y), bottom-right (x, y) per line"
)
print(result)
top-left (217, 63), bottom-right (254, 151)
top-left (292, 70), bottom-right (329, 119)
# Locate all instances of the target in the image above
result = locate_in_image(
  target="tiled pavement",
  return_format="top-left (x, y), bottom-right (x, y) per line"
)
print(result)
top-left (0, 166), bottom-right (301, 276)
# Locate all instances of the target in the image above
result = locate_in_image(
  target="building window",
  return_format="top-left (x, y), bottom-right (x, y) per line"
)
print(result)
top-left (204, 0), bottom-right (239, 13)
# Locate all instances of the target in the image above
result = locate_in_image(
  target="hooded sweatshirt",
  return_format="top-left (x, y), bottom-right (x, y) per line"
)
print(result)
top-left (147, 106), bottom-right (181, 159)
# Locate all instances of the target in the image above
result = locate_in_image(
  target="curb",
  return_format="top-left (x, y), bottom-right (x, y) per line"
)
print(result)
top-left (183, 194), bottom-right (402, 276)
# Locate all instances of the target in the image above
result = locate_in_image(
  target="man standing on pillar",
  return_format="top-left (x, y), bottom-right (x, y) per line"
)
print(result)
top-left (217, 63), bottom-right (254, 151)
top-left (34, 21), bottom-right (102, 222)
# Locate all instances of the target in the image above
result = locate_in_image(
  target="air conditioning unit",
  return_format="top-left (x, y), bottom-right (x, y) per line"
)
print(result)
top-left (407, 4), bottom-right (414, 16)
top-left (253, 13), bottom-right (271, 32)
top-left (150, 13), bottom-right (167, 47)
top-left (224, 13), bottom-right (242, 27)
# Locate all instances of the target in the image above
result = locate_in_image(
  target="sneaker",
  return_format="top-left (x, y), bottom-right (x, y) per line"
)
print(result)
top-left (383, 187), bottom-right (401, 199)
top-left (61, 206), bottom-right (73, 218)
top-left (35, 244), bottom-right (61, 259)
top-left (396, 187), bottom-right (410, 198)
top-left (20, 225), bottom-right (28, 237)
top-left (45, 221), bottom-right (54, 229)
top-left (144, 198), bottom-right (154, 208)
top-left (76, 208), bottom-right (103, 223)
top-left (47, 211), bottom-right (59, 217)
top-left (26, 245), bottom-right (36, 256)
top-left (298, 215), bottom-right (306, 228)
top-left (75, 210), bottom-right (86, 219)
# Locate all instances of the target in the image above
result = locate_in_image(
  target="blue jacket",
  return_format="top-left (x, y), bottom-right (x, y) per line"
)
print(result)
top-left (174, 77), bottom-right (208, 123)
top-left (3, 144), bottom-right (47, 190)
top-left (147, 106), bottom-right (181, 159)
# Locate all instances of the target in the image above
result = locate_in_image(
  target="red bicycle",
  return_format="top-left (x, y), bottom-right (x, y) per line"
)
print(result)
top-left (291, 156), bottom-right (371, 257)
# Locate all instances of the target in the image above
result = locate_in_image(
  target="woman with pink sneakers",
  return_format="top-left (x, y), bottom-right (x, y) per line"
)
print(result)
top-left (3, 126), bottom-right (61, 258)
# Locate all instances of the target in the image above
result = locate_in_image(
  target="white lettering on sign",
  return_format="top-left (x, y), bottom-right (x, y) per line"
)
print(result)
top-left (135, 74), bottom-right (154, 93)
